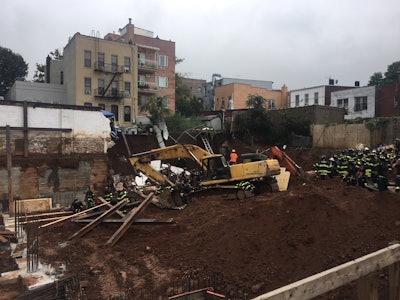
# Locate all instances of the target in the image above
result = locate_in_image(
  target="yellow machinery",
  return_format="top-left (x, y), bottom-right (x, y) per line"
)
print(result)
top-left (129, 144), bottom-right (281, 204)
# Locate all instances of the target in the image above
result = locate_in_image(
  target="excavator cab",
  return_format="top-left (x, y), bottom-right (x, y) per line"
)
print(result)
top-left (201, 155), bottom-right (231, 181)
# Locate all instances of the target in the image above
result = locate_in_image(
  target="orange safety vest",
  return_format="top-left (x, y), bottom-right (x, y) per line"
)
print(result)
top-left (230, 152), bottom-right (238, 163)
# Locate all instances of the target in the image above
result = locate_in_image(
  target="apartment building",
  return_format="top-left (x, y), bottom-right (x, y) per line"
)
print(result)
top-left (211, 78), bottom-right (288, 110)
top-left (47, 18), bottom-right (175, 127)
top-left (289, 80), bottom-right (357, 108)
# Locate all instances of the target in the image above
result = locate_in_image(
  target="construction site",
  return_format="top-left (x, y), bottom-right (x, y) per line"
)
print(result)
top-left (2, 103), bottom-right (400, 299)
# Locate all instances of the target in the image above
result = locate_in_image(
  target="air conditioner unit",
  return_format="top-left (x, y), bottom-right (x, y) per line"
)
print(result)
top-left (124, 67), bottom-right (130, 72)
top-left (85, 90), bottom-right (91, 95)
top-left (124, 91), bottom-right (130, 98)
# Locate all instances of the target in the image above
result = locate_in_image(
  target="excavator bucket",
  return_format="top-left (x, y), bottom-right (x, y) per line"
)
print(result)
top-left (152, 189), bottom-right (185, 209)
top-left (270, 146), bottom-right (304, 176)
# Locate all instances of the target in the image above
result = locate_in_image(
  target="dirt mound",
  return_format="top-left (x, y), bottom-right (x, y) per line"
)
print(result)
top-left (36, 171), bottom-right (400, 299)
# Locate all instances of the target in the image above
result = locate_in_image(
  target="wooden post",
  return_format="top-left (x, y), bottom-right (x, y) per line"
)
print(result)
top-left (23, 101), bottom-right (28, 157)
top-left (120, 130), bottom-right (131, 156)
top-left (389, 261), bottom-right (400, 300)
top-left (6, 125), bottom-right (13, 216)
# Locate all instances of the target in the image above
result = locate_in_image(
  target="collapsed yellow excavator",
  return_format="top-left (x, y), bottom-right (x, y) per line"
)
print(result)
top-left (129, 144), bottom-right (282, 206)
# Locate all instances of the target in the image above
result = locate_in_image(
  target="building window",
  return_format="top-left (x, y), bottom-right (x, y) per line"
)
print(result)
top-left (84, 50), bottom-right (91, 67)
top-left (268, 99), bottom-right (275, 109)
top-left (124, 57), bottom-right (131, 72)
top-left (221, 97), bottom-right (225, 109)
top-left (111, 105), bottom-right (119, 121)
top-left (158, 55), bottom-right (168, 68)
top-left (138, 95), bottom-right (147, 107)
top-left (124, 82), bottom-right (131, 97)
top-left (111, 55), bottom-right (118, 72)
top-left (111, 81), bottom-right (118, 97)
top-left (83, 102), bottom-right (92, 107)
top-left (60, 71), bottom-right (64, 85)
top-left (98, 103), bottom-right (105, 110)
top-left (354, 96), bottom-right (367, 112)
top-left (337, 98), bottom-right (349, 109)
top-left (98, 52), bottom-right (105, 69)
top-left (162, 97), bottom-right (169, 108)
top-left (98, 79), bottom-right (105, 95)
top-left (157, 76), bottom-right (168, 88)
top-left (84, 78), bottom-right (91, 94)
top-left (124, 106), bottom-right (131, 122)
top-left (138, 53), bottom-right (145, 66)
top-left (304, 94), bottom-right (309, 106)
top-left (295, 95), bottom-right (300, 107)
top-left (314, 92), bottom-right (319, 105)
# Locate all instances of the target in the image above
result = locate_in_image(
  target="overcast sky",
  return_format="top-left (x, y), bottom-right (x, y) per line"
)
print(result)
top-left (2, 0), bottom-right (400, 90)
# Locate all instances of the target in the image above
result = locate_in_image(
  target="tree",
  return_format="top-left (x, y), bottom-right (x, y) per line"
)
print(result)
top-left (367, 72), bottom-right (384, 86)
top-left (0, 46), bottom-right (28, 96)
top-left (33, 49), bottom-right (63, 83)
top-left (368, 60), bottom-right (400, 86)
top-left (33, 63), bottom-right (45, 83)
top-left (175, 72), bottom-right (203, 117)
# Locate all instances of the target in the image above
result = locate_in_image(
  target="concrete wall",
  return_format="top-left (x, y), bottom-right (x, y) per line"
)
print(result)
top-left (0, 101), bottom-right (113, 155)
top-left (312, 118), bottom-right (400, 149)
top-left (6, 81), bottom-right (66, 104)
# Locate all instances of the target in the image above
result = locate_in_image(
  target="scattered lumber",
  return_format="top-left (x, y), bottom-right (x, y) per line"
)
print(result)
top-left (105, 192), bottom-right (154, 247)
top-left (39, 203), bottom-right (107, 229)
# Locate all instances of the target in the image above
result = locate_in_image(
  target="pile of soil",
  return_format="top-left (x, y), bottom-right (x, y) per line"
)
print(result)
top-left (5, 137), bottom-right (400, 299)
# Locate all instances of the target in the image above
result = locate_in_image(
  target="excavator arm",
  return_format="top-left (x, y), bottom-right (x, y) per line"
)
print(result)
top-left (129, 144), bottom-right (216, 186)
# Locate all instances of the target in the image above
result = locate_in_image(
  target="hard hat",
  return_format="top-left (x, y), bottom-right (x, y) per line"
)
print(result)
top-left (232, 149), bottom-right (236, 152)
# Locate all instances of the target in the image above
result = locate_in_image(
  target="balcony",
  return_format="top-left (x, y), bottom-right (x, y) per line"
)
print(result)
top-left (94, 62), bottom-right (124, 74)
top-left (94, 88), bottom-right (123, 99)
top-left (138, 82), bottom-right (158, 94)
top-left (138, 59), bottom-right (157, 73)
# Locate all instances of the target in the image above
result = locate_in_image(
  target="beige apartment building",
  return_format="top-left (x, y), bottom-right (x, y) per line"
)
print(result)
top-left (47, 18), bottom-right (175, 127)
top-left (214, 83), bottom-right (289, 110)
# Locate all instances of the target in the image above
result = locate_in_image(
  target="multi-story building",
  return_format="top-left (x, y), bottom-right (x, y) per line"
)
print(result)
top-left (331, 86), bottom-right (377, 120)
top-left (47, 18), bottom-right (175, 127)
top-left (202, 77), bottom-right (288, 111)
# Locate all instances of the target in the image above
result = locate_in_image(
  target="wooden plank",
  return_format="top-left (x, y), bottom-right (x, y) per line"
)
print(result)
top-left (68, 200), bottom-right (126, 241)
top-left (105, 193), bottom-right (154, 247)
top-left (389, 261), bottom-right (400, 300)
top-left (251, 243), bottom-right (400, 300)
top-left (72, 218), bottom-right (174, 224)
top-left (39, 203), bottom-right (107, 228)
top-left (0, 230), bottom-right (16, 236)
top-left (357, 273), bottom-right (378, 300)
top-left (97, 197), bottom-right (125, 218)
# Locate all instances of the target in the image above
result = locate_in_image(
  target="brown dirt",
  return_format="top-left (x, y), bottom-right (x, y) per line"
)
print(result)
top-left (6, 137), bottom-right (400, 299)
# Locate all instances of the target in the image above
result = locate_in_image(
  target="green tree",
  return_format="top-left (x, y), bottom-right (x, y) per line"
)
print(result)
top-left (234, 94), bottom-right (272, 145)
top-left (384, 61), bottom-right (400, 85)
top-left (175, 72), bottom-right (203, 117)
top-left (0, 46), bottom-right (28, 96)
top-left (33, 63), bottom-right (45, 83)
top-left (368, 60), bottom-right (400, 86)
top-left (367, 72), bottom-right (384, 86)
top-left (140, 95), bottom-right (171, 124)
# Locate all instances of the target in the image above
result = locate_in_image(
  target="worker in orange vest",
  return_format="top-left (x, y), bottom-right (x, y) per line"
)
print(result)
top-left (229, 149), bottom-right (238, 164)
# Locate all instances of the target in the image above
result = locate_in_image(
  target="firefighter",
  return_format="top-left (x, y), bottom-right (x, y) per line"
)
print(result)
top-left (315, 155), bottom-right (330, 179)
top-left (71, 198), bottom-right (83, 214)
top-left (392, 158), bottom-right (400, 193)
top-left (85, 188), bottom-right (95, 208)
top-left (104, 186), bottom-right (115, 205)
top-left (116, 187), bottom-right (129, 213)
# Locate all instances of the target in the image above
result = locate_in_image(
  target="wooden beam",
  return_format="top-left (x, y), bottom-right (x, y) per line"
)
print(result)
top-left (72, 218), bottom-right (174, 224)
top-left (251, 243), bottom-right (400, 300)
top-left (97, 197), bottom-right (125, 218)
top-left (105, 192), bottom-right (154, 247)
top-left (68, 200), bottom-right (126, 241)
top-left (39, 203), bottom-right (107, 229)
top-left (6, 125), bottom-right (13, 215)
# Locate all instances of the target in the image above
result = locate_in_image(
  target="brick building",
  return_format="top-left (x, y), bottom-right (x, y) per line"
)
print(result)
top-left (46, 18), bottom-right (175, 127)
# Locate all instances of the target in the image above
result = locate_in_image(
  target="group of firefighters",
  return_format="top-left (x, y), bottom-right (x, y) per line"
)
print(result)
top-left (71, 184), bottom-right (130, 213)
top-left (314, 145), bottom-right (400, 192)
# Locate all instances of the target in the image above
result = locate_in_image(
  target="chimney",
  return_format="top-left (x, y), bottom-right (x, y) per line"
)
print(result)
top-left (129, 18), bottom-right (132, 24)
top-left (355, 81), bottom-right (360, 87)
top-left (328, 79), bottom-right (334, 85)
